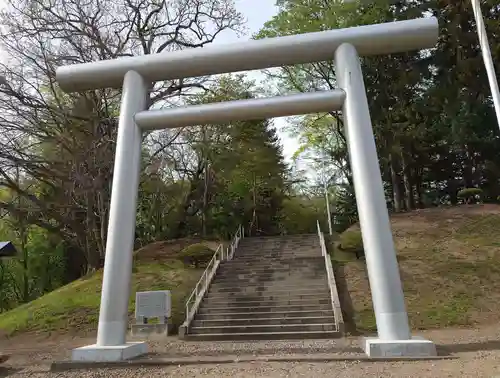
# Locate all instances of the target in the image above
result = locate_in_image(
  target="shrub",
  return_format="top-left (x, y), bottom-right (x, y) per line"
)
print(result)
top-left (177, 243), bottom-right (214, 268)
top-left (338, 229), bottom-right (364, 259)
top-left (457, 188), bottom-right (483, 204)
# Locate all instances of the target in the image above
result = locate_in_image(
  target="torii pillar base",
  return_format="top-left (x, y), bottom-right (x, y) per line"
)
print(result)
top-left (71, 342), bottom-right (148, 362)
top-left (362, 336), bottom-right (437, 358)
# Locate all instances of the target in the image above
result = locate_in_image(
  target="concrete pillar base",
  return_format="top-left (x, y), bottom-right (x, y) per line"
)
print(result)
top-left (362, 336), bottom-right (437, 357)
top-left (71, 342), bottom-right (148, 362)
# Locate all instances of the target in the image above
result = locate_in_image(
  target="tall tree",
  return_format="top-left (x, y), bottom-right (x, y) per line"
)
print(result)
top-left (167, 75), bottom-right (289, 238)
top-left (257, 0), bottom-right (500, 212)
top-left (0, 0), bottom-right (244, 274)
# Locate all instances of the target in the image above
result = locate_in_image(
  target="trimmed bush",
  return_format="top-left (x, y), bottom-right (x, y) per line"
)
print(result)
top-left (338, 229), bottom-right (364, 259)
top-left (457, 188), bottom-right (483, 204)
top-left (178, 243), bottom-right (214, 268)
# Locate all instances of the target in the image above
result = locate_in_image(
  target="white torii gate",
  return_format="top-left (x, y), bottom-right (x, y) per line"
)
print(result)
top-left (56, 17), bottom-right (439, 362)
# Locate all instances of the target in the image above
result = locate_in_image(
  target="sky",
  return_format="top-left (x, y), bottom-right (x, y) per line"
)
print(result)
top-left (210, 0), bottom-right (301, 163)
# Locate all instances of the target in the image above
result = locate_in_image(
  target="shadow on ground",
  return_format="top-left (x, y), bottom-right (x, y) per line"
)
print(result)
top-left (0, 367), bottom-right (22, 377)
top-left (438, 340), bottom-right (500, 355)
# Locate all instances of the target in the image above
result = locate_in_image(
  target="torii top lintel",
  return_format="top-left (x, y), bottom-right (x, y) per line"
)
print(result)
top-left (56, 17), bottom-right (438, 92)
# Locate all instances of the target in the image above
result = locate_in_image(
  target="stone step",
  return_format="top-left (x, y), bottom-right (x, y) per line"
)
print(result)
top-left (197, 303), bottom-right (333, 314)
top-left (199, 299), bottom-right (332, 311)
top-left (238, 239), bottom-right (318, 243)
top-left (219, 260), bottom-right (324, 268)
top-left (217, 264), bottom-right (324, 274)
top-left (217, 266), bottom-right (322, 272)
top-left (206, 290), bottom-right (330, 302)
top-left (237, 242), bottom-right (319, 247)
top-left (216, 266), bottom-right (323, 273)
top-left (209, 279), bottom-right (329, 292)
top-left (235, 247), bottom-right (320, 252)
top-left (189, 323), bottom-right (336, 335)
top-left (232, 255), bottom-right (322, 261)
top-left (196, 309), bottom-right (334, 320)
top-left (210, 276), bottom-right (327, 285)
top-left (205, 290), bottom-right (330, 303)
top-left (184, 330), bottom-right (341, 341)
top-left (202, 298), bottom-right (331, 308)
top-left (227, 251), bottom-right (323, 266)
top-left (215, 268), bottom-right (322, 275)
top-left (239, 234), bottom-right (317, 239)
top-left (212, 275), bottom-right (322, 282)
top-left (236, 244), bottom-right (319, 249)
top-left (192, 316), bottom-right (334, 327)
top-left (206, 287), bottom-right (330, 296)
top-left (235, 244), bottom-right (320, 249)
top-left (210, 280), bottom-right (323, 288)
top-left (205, 291), bottom-right (330, 300)
top-left (218, 265), bottom-right (322, 271)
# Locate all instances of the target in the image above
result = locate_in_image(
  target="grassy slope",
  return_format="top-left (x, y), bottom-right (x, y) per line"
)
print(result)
top-left (0, 239), bottom-right (212, 336)
top-left (333, 204), bottom-right (500, 334)
top-left (3, 205), bottom-right (500, 337)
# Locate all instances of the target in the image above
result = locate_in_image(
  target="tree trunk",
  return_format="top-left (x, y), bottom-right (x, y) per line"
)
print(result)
top-left (414, 170), bottom-right (424, 208)
top-left (248, 173), bottom-right (258, 236)
top-left (447, 178), bottom-right (458, 205)
top-left (463, 143), bottom-right (479, 189)
top-left (201, 127), bottom-right (209, 237)
top-left (202, 161), bottom-right (209, 237)
top-left (63, 242), bottom-right (87, 283)
top-left (401, 151), bottom-right (415, 210)
top-left (16, 168), bottom-right (30, 303)
top-left (389, 152), bottom-right (404, 212)
top-left (20, 223), bottom-right (29, 303)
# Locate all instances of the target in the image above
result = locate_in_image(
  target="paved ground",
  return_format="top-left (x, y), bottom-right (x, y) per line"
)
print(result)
top-left (0, 325), bottom-right (500, 377)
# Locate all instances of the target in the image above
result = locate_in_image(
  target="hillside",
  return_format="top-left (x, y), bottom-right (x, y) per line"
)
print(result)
top-left (0, 239), bottom-right (220, 337)
top-left (334, 204), bottom-right (500, 334)
top-left (1, 205), bottom-right (500, 339)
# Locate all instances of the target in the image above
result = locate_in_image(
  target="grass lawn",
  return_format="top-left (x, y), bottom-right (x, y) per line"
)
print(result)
top-left (0, 260), bottom-right (202, 336)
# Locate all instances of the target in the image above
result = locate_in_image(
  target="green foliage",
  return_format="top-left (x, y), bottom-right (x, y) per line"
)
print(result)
top-left (136, 178), bottom-right (188, 246)
top-left (279, 196), bottom-right (324, 234)
top-left (178, 244), bottom-right (214, 268)
top-left (258, 0), bottom-right (500, 212)
top-left (332, 185), bottom-right (358, 232)
top-left (0, 261), bottom-right (201, 335)
top-left (0, 220), bottom-right (65, 312)
top-left (457, 188), bottom-right (483, 202)
top-left (338, 229), bottom-right (364, 258)
top-left (179, 75), bottom-right (289, 238)
top-left (339, 230), bottom-right (363, 251)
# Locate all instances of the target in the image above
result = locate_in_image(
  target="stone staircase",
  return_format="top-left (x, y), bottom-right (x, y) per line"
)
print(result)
top-left (184, 234), bottom-right (342, 340)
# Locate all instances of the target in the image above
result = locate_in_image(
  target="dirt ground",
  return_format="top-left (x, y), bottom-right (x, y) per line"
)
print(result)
top-left (0, 325), bottom-right (499, 377)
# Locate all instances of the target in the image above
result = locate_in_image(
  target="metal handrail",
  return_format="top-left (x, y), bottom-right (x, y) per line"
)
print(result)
top-left (316, 220), bottom-right (344, 333)
top-left (183, 244), bottom-right (223, 323)
top-left (179, 225), bottom-right (243, 337)
top-left (228, 225), bottom-right (243, 260)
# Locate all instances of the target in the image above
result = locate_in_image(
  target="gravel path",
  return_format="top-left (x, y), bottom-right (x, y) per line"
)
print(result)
top-left (1, 325), bottom-right (500, 377)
